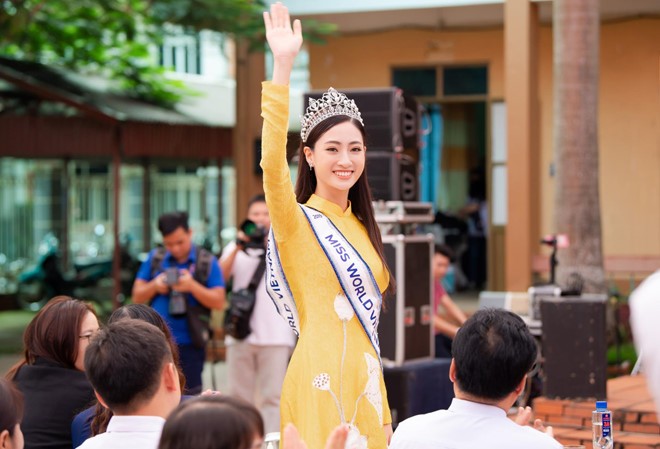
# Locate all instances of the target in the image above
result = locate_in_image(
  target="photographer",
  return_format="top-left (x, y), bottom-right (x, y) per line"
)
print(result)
top-left (132, 211), bottom-right (226, 394)
top-left (220, 194), bottom-right (296, 434)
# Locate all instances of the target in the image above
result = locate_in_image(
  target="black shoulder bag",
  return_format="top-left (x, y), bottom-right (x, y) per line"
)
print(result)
top-left (224, 256), bottom-right (266, 340)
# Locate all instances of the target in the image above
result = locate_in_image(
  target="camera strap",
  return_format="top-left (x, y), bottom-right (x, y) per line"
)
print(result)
top-left (247, 255), bottom-right (267, 292)
top-left (150, 246), bottom-right (213, 286)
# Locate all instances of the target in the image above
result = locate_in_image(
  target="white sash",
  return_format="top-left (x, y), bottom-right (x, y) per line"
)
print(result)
top-left (266, 204), bottom-right (383, 361)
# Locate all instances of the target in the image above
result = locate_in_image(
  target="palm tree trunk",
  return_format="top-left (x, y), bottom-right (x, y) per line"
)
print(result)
top-left (553, 0), bottom-right (606, 293)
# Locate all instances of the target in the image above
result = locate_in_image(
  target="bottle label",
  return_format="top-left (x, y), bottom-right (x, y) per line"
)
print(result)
top-left (602, 412), bottom-right (611, 437)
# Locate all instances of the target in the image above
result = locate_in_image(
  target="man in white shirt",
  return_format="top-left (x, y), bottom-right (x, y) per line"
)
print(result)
top-left (77, 320), bottom-right (181, 449)
top-left (630, 270), bottom-right (660, 419)
top-left (389, 308), bottom-right (562, 449)
top-left (220, 194), bottom-right (296, 433)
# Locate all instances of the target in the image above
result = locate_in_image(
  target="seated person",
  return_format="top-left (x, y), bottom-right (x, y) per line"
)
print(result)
top-left (157, 395), bottom-right (263, 449)
top-left (71, 304), bottom-right (187, 446)
top-left (432, 244), bottom-right (467, 358)
top-left (77, 320), bottom-right (181, 449)
top-left (630, 270), bottom-right (660, 418)
top-left (390, 308), bottom-right (562, 449)
top-left (0, 377), bottom-right (24, 449)
top-left (7, 296), bottom-right (98, 449)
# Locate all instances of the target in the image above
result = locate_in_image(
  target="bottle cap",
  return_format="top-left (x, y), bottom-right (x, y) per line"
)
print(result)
top-left (596, 400), bottom-right (608, 410)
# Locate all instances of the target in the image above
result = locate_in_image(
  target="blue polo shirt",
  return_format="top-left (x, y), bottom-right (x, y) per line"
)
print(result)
top-left (136, 245), bottom-right (224, 345)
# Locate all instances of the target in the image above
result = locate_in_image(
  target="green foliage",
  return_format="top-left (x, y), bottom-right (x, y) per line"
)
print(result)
top-left (0, 0), bottom-right (336, 106)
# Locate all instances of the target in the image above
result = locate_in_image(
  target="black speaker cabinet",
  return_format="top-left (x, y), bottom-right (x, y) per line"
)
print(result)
top-left (384, 358), bottom-right (454, 428)
top-left (379, 234), bottom-right (433, 365)
top-left (303, 87), bottom-right (420, 154)
top-left (366, 152), bottom-right (419, 202)
top-left (540, 295), bottom-right (608, 399)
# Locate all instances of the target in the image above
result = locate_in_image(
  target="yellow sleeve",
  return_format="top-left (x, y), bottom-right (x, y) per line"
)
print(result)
top-left (260, 81), bottom-right (302, 243)
top-left (381, 374), bottom-right (392, 425)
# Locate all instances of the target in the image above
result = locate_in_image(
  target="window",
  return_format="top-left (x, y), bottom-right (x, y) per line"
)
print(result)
top-left (159, 29), bottom-right (202, 75)
top-left (392, 68), bottom-right (437, 96)
top-left (443, 66), bottom-right (488, 96)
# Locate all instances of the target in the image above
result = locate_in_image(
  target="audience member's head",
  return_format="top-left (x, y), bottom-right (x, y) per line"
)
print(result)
top-left (158, 396), bottom-right (265, 449)
top-left (630, 271), bottom-right (660, 418)
top-left (433, 244), bottom-right (454, 282)
top-left (107, 303), bottom-right (185, 388)
top-left (451, 308), bottom-right (537, 402)
top-left (0, 378), bottom-right (24, 449)
top-left (84, 320), bottom-right (180, 417)
top-left (7, 296), bottom-right (98, 379)
top-left (90, 304), bottom-right (186, 435)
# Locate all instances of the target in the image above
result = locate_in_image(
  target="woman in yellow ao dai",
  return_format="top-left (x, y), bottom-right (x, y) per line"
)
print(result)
top-left (260, 4), bottom-right (393, 449)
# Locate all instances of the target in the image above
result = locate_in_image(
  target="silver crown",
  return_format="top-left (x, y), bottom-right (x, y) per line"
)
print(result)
top-left (300, 88), bottom-right (364, 143)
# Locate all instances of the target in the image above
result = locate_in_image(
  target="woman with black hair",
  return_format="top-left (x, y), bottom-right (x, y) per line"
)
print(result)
top-left (261, 3), bottom-right (393, 448)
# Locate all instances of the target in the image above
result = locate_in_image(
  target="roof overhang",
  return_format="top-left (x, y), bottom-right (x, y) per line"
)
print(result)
top-left (277, 0), bottom-right (660, 32)
top-left (0, 57), bottom-right (232, 160)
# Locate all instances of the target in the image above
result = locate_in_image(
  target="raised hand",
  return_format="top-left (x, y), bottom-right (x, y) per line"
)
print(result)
top-left (263, 2), bottom-right (302, 85)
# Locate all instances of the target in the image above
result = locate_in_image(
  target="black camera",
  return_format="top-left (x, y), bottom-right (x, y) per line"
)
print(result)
top-left (239, 219), bottom-right (267, 249)
top-left (165, 267), bottom-right (180, 286)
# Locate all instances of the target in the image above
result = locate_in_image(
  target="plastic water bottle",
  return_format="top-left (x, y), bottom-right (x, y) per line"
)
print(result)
top-left (592, 400), bottom-right (613, 449)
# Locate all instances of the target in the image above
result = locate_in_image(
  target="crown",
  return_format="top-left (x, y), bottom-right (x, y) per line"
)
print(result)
top-left (300, 88), bottom-right (364, 143)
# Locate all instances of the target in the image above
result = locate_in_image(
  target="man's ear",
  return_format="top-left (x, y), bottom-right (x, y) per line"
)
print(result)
top-left (163, 362), bottom-right (179, 392)
top-left (449, 359), bottom-right (457, 383)
top-left (94, 390), bottom-right (109, 409)
top-left (0, 429), bottom-right (10, 449)
top-left (514, 374), bottom-right (527, 396)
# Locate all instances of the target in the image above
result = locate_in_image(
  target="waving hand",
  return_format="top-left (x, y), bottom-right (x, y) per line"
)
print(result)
top-left (263, 2), bottom-right (303, 85)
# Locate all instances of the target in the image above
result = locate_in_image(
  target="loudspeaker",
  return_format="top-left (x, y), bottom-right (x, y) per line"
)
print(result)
top-left (384, 358), bottom-right (454, 428)
top-left (540, 295), bottom-right (608, 399)
top-left (303, 87), bottom-right (421, 154)
top-left (379, 234), bottom-right (433, 365)
top-left (366, 152), bottom-right (418, 202)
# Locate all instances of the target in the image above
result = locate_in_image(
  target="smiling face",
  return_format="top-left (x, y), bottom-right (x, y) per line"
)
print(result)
top-left (304, 120), bottom-right (366, 206)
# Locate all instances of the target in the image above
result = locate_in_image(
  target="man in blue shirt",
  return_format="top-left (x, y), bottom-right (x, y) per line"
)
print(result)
top-left (132, 211), bottom-right (225, 394)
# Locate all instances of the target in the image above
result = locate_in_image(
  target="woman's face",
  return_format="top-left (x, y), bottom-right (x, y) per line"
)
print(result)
top-left (74, 311), bottom-right (100, 371)
top-left (304, 121), bottom-right (365, 202)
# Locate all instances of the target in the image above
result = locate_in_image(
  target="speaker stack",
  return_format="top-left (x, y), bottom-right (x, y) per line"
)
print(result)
top-left (304, 88), bottom-right (421, 201)
top-left (374, 202), bottom-right (455, 427)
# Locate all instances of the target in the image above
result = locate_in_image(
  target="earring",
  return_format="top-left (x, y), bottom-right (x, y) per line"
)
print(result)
top-left (309, 163), bottom-right (314, 171)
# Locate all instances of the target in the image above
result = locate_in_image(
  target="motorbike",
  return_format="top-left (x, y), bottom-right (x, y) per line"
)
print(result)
top-left (16, 232), bottom-right (139, 311)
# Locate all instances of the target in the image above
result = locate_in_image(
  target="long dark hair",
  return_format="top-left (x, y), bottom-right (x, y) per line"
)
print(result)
top-left (158, 396), bottom-right (264, 449)
top-left (0, 378), bottom-right (23, 436)
top-left (90, 304), bottom-right (186, 436)
top-left (6, 296), bottom-right (96, 380)
top-left (296, 114), bottom-right (394, 295)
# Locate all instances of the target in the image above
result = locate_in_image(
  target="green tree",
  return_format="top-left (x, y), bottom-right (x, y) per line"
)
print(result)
top-left (0, 0), bottom-right (334, 106)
